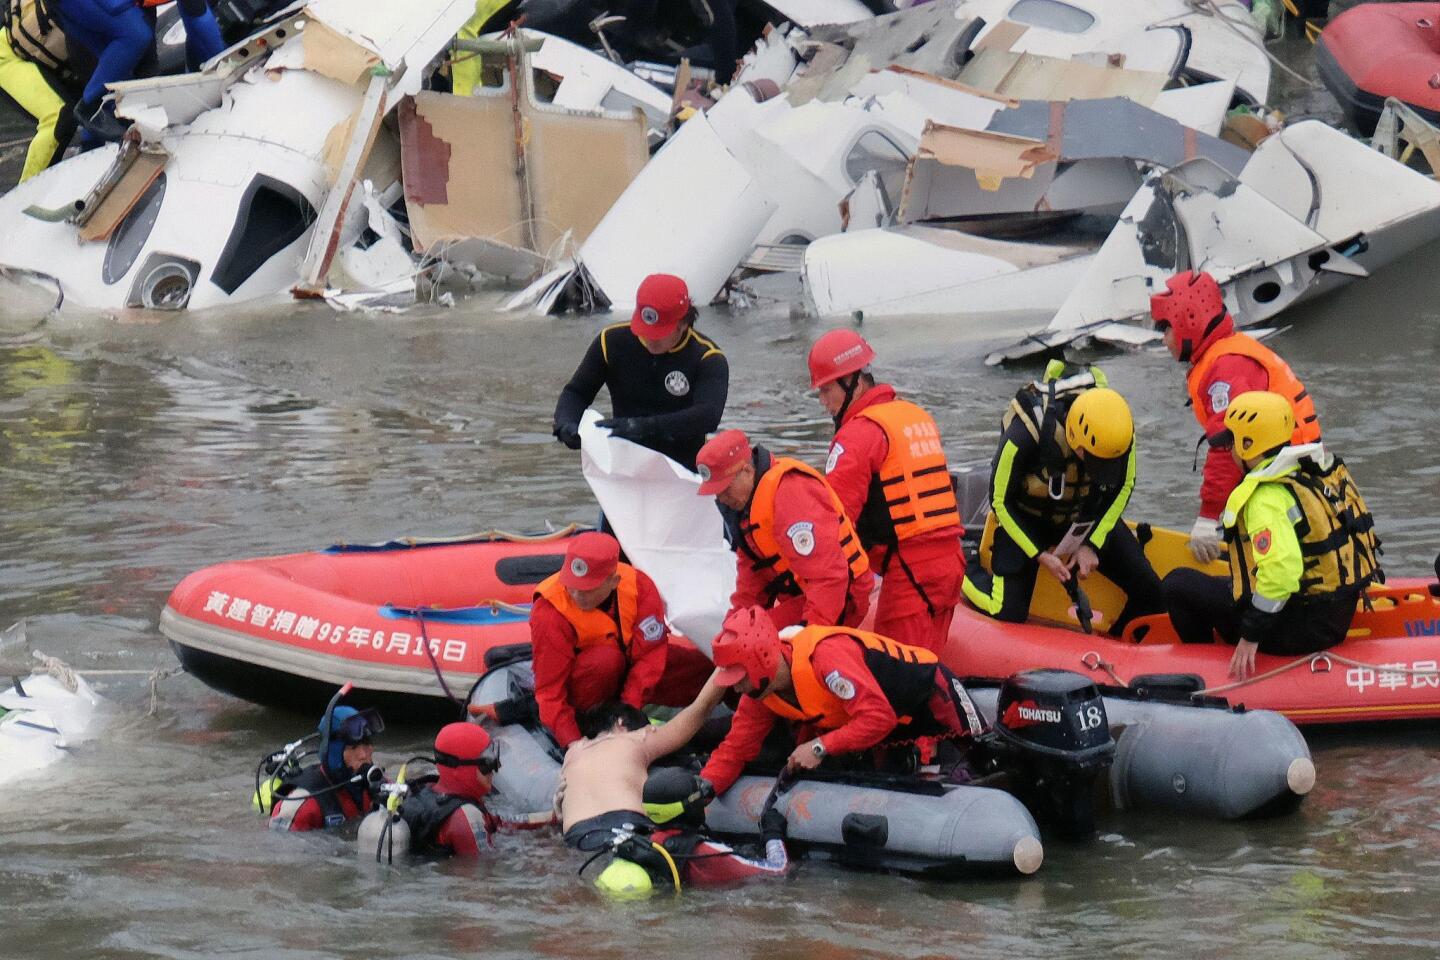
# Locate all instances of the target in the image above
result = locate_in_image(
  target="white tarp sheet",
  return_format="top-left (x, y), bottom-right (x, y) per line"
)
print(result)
top-left (578, 411), bottom-right (733, 654)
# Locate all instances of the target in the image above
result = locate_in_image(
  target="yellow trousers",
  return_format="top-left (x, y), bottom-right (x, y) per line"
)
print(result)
top-left (452, 0), bottom-right (510, 97)
top-left (0, 27), bottom-right (65, 182)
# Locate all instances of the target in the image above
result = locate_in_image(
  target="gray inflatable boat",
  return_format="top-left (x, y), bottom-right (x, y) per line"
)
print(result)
top-left (967, 681), bottom-right (1316, 820)
top-left (470, 659), bottom-right (1046, 878)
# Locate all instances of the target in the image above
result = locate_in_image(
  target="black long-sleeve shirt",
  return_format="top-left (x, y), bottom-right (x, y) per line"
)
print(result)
top-left (553, 323), bottom-right (729, 469)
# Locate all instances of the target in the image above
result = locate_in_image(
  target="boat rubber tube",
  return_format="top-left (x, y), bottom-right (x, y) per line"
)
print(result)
top-left (471, 660), bottom-right (1044, 877)
top-left (968, 687), bottom-right (1314, 819)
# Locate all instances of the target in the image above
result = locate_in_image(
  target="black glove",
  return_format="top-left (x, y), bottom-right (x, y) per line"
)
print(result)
top-left (760, 806), bottom-right (788, 842)
top-left (596, 417), bottom-right (646, 442)
top-left (553, 421), bottom-right (581, 450)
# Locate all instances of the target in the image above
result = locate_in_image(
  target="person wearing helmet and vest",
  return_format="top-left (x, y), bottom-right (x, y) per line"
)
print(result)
top-left (270, 705), bottom-right (386, 832)
top-left (696, 428), bottom-right (874, 631)
top-left (1162, 391), bottom-right (1381, 679)
top-left (558, 674), bottom-right (790, 895)
top-left (806, 330), bottom-right (965, 653)
top-left (699, 605), bottom-right (987, 796)
top-left (961, 370), bottom-right (1163, 636)
top-left (552, 273), bottom-right (728, 471)
top-left (1150, 270), bottom-right (1323, 565)
top-left (527, 531), bottom-right (713, 749)
top-left (398, 722), bottom-right (503, 857)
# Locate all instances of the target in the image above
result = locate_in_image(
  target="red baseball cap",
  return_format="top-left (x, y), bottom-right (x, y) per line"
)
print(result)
top-left (560, 532), bottom-right (620, 590)
top-left (630, 273), bottom-right (692, 340)
top-left (696, 429), bottom-right (752, 496)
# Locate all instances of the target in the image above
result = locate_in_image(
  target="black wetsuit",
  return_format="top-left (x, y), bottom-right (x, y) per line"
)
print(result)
top-left (553, 323), bottom-right (728, 470)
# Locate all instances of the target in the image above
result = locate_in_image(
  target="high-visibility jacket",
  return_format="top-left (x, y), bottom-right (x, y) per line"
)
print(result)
top-left (853, 398), bottom-right (961, 546)
top-left (533, 565), bottom-right (642, 657)
top-left (740, 457), bottom-right (868, 603)
top-left (759, 626), bottom-right (937, 730)
top-left (1221, 449), bottom-right (1380, 609)
top-left (1188, 333), bottom-right (1321, 443)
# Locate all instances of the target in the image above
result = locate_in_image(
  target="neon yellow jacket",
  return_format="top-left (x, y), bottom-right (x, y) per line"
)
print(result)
top-left (1221, 455), bottom-right (1304, 613)
top-left (0, 27), bottom-right (65, 182)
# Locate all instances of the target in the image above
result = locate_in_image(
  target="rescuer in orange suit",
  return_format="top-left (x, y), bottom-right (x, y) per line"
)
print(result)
top-left (1150, 270), bottom-right (1322, 564)
top-left (696, 429), bottom-right (874, 632)
top-left (807, 329), bottom-right (965, 653)
top-left (524, 532), bottom-right (712, 749)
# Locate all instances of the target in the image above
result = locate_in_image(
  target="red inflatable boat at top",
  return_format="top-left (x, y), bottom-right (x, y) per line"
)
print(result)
top-left (162, 526), bottom-right (1440, 725)
top-left (1317, 2), bottom-right (1440, 135)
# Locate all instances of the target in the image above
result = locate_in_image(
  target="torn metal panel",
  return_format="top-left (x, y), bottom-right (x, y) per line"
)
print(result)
top-left (525, 31), bottom-right (674, 135)
top-left (1151, 81), bottom-right (1236, 139)
top-left (398, 58), bottom-right (650, 255)
top-left (761, 0), bottom-right (874, 27)
top-left (302, 0), bottom-right (476, 77)
top-left (800, 2), bottom-right (984, 95)
top-left (77, 147), bottom-right (168, 243)
top-left (986, 98), bottom-right (1251, 175)
top-left (803, 223), bottom-right (1094, 321)
top-left (296, 18), bottom-right (382, 86)
top-left (1240, 120), bottom-right (1440, 240)
top-left (296, 71), bottom-right (388, 292)
top-left (958, 49), bottom-right (1167, 104)
top-left (573, 111), bottom-right (777, 310)
top-left (427, 237), bottom-right (549, 286)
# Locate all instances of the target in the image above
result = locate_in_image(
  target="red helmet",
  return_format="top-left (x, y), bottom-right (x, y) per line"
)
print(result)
top-left (711, 606), bottom-right (781, 690)
top-left (808, 329), bottom-right (875, 389)
top-left (434, 721), bottom-right (498, 798)
top-left (1149, 270), bottom-right (1233, 362)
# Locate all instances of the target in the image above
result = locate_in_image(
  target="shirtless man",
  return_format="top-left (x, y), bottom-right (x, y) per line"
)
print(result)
top-left (557, 670), bottom-right (789, 893)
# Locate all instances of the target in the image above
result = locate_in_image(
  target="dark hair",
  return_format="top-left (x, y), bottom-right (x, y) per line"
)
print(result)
top-left (577, 702), bottom-right (649, 739)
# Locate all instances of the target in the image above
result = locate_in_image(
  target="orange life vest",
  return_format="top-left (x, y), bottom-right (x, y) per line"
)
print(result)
top-left (853, 398), bottom-right (962, 545)
top-left (1187, 332), bottom-right (1321, 443)
top-left (741, 457), bottom-right (868, 603)
top-left (533, 564), bottom-right (642, 657)
top-left (760, 626), bottom-right (938, 730)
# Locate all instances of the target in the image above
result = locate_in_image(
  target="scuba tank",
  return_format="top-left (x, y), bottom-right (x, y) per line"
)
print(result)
top-left (987, 669), bottom-right (1116, 840)
top-left (357, 762), bottom-right (411, 864)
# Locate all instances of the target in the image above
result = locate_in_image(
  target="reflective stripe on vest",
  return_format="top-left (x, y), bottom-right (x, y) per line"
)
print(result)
top-left (533, 565), bottom-right (641, 656)
top-left (1001, 391), bottom-right (1090, 526)
top-left (854, 399), bottom-right (961, 544)
top-left (742, 458), bottom-right (868, 600)
top-left (760, 626), bottom-right (938, 729)
top-left (1225, 457), bottom-right (1380, 603)
top-left (1187, 333), bottom-right (1321, 442)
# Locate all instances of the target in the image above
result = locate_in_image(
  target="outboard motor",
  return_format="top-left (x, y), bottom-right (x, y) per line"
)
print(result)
top-left (991, 669), bottom-right (1115, 840)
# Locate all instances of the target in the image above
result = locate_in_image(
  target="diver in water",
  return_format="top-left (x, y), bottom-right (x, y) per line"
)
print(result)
top-left (397, 722), bottom-right (503, 857)
top-left (264, 702), bottom-right (387, 832)
top-left (557, 673), bottom-right (789, 897)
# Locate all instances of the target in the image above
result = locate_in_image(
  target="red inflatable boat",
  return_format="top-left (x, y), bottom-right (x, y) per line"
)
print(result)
top-left (1316, 2), bottom-right (1440, 135)
top-left (163, 526), bottom-right (1440, 725)
top-left (162, 529), bottom-right (599, 719)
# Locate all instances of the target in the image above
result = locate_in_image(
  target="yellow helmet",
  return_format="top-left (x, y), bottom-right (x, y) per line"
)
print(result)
top-left (593, 858), bottom-right (654, 899)
top-left (1224, 391), bottom-right (1294, 459)
top-left (1065, 388), bottom-right (1133, 460)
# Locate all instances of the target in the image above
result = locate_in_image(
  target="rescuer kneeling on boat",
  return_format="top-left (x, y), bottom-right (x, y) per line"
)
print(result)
top-left (697, 428), bottom-right (874, 631)
top-left (552, 273), bottom-right (728, 471)
top-left (524, 531), bottom-right (713, 750)
top-left (397, 722), bottom-right (503, 857)
top-left (269, 705), bottom-right (386, 832)
top-left (961, 369), bottom-right (1163, 635)
top-left (1162, 391), bottom-right (1382, 679)
top-left (1150, 270), bottom-right (1324, 565)
top-left (557, 674), bottom-right (790, 896)
top-left (807, 330), bottom-right (965, 653)
top-left (698, 606), bottom-right (988, 796)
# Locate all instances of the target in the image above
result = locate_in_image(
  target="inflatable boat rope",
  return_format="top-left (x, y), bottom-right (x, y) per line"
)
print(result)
top-left (330, 524), bottom-right (589, 551)
top-left (1079, 647), bottom-right (1440, 699)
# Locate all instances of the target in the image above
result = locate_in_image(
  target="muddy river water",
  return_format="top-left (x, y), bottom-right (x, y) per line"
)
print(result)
top-left (5, 26), bottom-right (1440, 960)
top-left (2, 245), bottom-right (1439, 960)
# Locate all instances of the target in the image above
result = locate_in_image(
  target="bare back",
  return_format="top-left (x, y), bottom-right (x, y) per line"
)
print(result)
top-left (557, 728), bottom-right (656, 832)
